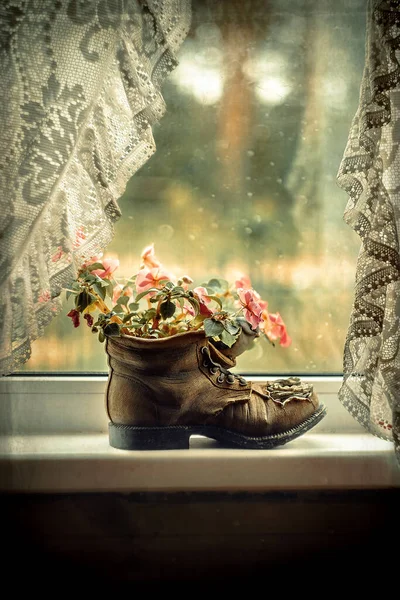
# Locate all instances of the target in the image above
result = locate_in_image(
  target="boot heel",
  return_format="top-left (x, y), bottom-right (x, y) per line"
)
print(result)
top-left (109, 423), bottom-right (192, 450)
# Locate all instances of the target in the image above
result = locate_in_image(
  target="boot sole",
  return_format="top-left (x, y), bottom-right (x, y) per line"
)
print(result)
top-left (109, 403), bottom-right (327, 450)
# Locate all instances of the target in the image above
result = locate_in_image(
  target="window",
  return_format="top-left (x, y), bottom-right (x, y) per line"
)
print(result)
top-left (20, 0), bottom-right (366, 375)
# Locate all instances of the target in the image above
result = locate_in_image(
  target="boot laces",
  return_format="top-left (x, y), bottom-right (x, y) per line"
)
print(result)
top-left (201, 346), bottom-right (247, 386)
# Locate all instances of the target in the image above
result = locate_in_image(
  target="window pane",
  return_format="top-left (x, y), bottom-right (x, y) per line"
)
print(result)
top-left (21, 0), bottom-right (365, 374)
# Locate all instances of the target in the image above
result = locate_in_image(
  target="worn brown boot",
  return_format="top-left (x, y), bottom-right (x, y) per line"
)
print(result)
top-left (105, 331), bottom-right (326, 450)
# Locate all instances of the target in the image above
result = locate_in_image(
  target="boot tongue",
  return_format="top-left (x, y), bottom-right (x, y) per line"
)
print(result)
top-left (209, 318), bottom-right (260, 366)
top-left (208, 342), bottom-right (236, 368)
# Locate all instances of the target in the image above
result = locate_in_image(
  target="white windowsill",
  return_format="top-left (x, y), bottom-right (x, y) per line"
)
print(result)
top-left (1, 375), bottom-right (399, 493)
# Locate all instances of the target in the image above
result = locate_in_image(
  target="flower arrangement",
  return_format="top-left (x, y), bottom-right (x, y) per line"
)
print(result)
top-left (65, 244), bottom-right (291, 349)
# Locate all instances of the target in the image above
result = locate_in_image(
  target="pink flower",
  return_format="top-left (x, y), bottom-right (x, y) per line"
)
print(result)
top-left (262, 312), bottom-right (292, 347)
top-left (112, 284), bottom-right (133, 305)
top-left (91, 258), bottom-right (119, 279)
top-left (193, 286), bottom-right (214, 316)
top-left (258, 297), bottom-right (268, 311)
top-left (234, 274), bottom-right (268, 309)
top-left (38, 290), bottom-right (51, 303)
top-left (141, 243), bottom-right (162, 269)
top-left (193, 286), bottom-right (211, 304)
top-left (135, 267), bottom-right (173, 293)
top-left (182, 301), bottom-right (195, 317)
top-left (235, 273), bottom-right (252, 290)
top-left (51, 246), bottom-right (64, 262)
top-left (237, 287), bottom-right (263, 330)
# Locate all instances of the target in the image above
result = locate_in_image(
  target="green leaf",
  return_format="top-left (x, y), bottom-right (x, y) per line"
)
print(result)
top-left (104, 322), bottom-right (121, 337)
top-left (93, 283), bottom-right (106, 301)
top-left (95, 276), bottom-right (109, 287)
top-left (187, 296), bottom-right (200, 316)
top-left (83, 274), bottom-right (97, 284)
top-left (208, 295), bottom-right (223, 308)
top-left (220, 329), bottom-right (239, 348)
top-left (191, 313), bottom-right (207, 326)
top-left (76, 290), bottom-right (96, 311)
top-left (103, 280), bottom-right (115, 298)
top-left (143, 308), bottom-right (157, 320)
top-left (205, 278), bottom-right (229, 293)
top-left (128, 302), bottom-right (139, 312)
top-left (122, 312), bottom-right (139, 323)
top-left (66, 289), bottom-right (78, 301)
top-left (163, 281), bottom-right (175, 291)
top-left (112, 304), bottom-right (124, 314)
top-left (171, 286), bottom-right (185, 295)
top-left (204, 318), bottom-right (224, 338)
top-left (125, 275), bottom-right (137, 285)
top-left (117, 294), bottom-right (130, 306)
top-left (135, 288), bottom-right (159, 303)
top-left (160, 300), bottom-right (176, 319)
top-left (223, 319), bottom-right (241, 336)
top-left (87, 262), bottom-right (104, 271)
top-left (98, 329), bottom-right (105, 343)
top-left (151, 329), bottom-right (168, 338)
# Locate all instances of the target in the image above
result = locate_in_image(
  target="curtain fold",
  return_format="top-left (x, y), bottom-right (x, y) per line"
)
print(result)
top-left (337, 0), bottom-right (400, 464)
top-left (0, 0), bottom-right (191, 376)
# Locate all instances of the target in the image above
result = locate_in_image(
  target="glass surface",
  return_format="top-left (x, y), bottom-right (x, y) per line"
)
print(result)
top-left (21, 0), bottom-right (365, 374)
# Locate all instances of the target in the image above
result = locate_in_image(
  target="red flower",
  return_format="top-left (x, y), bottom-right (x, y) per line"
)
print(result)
top-left (67, 309), bottom-right (80, 328)
top-left (84, 314), bottom-right (94, 328)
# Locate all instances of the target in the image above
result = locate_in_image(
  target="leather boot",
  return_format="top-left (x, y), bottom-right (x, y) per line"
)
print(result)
top-left (105, 331), bottom-right (326, 450)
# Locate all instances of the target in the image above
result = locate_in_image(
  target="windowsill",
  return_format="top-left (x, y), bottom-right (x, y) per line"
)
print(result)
top-left (1, 375), bottom-right (399, 493)
top-left (1, 432), bottom-right (399, 493)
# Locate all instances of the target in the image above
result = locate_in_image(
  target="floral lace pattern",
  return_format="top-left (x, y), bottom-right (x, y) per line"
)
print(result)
top-left (0, 0), bottom-right (191, 375)
top-left (337, 0), bottom-right (400, 464)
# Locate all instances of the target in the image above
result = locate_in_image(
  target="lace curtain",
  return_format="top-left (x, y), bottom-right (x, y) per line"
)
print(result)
top-left (337, 0), bottom-right (400, 465)
top-left (0, 0), bottom-right (191, 375)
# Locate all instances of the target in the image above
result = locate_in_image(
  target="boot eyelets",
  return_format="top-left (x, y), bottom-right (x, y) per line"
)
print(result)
top-left (200, 344), bottom-right (247, 386)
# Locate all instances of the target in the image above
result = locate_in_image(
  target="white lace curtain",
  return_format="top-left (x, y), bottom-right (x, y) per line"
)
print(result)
top-left (0, 0), bottom-right (191, 375)
top-left (337, 0), bottom-right (400, 465)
